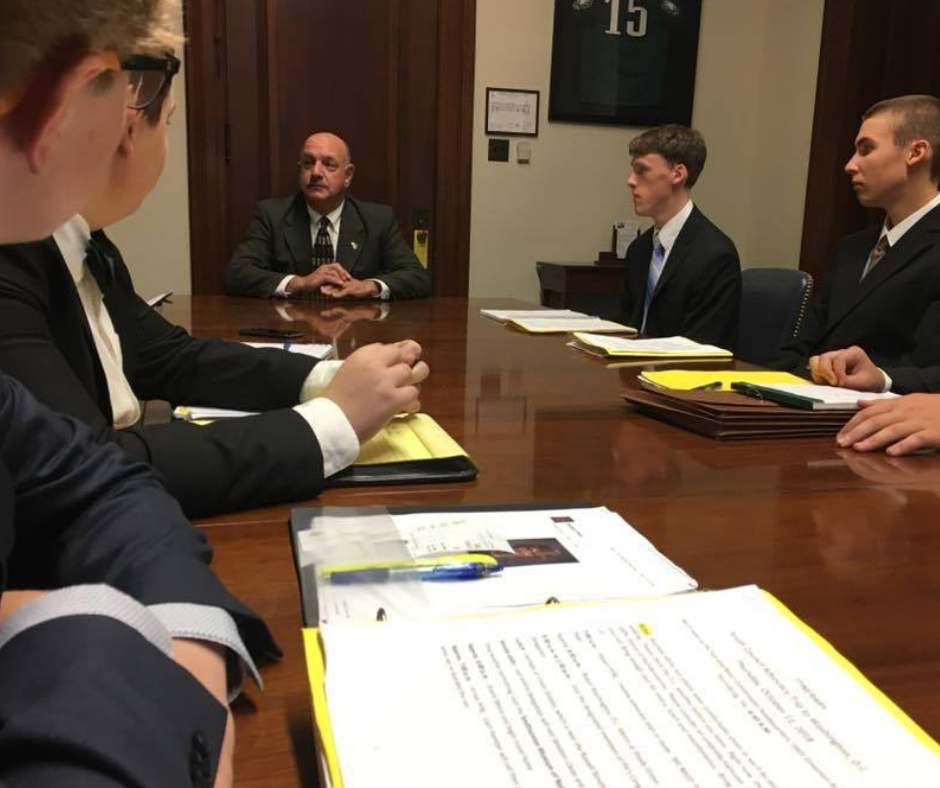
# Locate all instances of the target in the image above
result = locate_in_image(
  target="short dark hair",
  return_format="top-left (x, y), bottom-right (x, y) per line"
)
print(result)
top-left (863, 94), bottom-right (940, 182)
top-left (628, 124), bottom-right (706, 187)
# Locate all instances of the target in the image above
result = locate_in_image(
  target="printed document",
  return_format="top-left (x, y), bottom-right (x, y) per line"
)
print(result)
top-left (321, 585), bottom-right (940, 788)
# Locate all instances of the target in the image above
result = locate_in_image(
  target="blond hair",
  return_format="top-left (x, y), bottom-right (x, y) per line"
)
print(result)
top-left (0, 0), bottom-right (182, 94)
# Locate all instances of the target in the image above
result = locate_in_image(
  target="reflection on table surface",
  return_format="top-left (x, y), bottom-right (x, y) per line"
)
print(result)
top-left (160, 296), bottom-right (940, 788)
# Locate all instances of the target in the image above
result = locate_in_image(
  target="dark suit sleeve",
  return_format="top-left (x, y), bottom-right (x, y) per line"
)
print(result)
top-left (0, 381), bottom-right (277, 785)
top-left (223, 201), bottom-right (287, 297)
top-left (370, 206), bottom-right (431, 299)
top-left (121, 274), bottom-right (316, 409)
top-left (0, 615), bottom-right (228, 788)
top-left (0, 373), bottom-right (278, 662)
top-left (137, 412), bottom-right (326, 518)
top-left (880, 297), bottom-right (940, 392)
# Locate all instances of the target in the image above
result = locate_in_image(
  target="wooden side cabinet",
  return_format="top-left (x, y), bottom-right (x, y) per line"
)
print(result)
top-left (536, 261), bottom-right (624, 320)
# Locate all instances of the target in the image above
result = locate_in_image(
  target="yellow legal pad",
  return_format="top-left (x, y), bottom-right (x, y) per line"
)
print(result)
top-left (639, 369), bottom-right (806, 392)
top-left (355, 413), bottom-right (467, 464)
top-left (329, 413), bottom-right (477, 486)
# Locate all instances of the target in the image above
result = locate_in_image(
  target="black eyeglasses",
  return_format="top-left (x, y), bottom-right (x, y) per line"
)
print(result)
top-left (122, 53), bottom-right (180, 110)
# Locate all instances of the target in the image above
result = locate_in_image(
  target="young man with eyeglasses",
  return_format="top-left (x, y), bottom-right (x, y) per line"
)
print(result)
top-left (0, 2), bottom-right (276, 786)
top-left (0, 66), bottom-right (430, 518)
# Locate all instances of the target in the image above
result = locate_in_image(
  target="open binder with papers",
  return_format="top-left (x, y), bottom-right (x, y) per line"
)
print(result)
top-left (290, 504), bottom-right (697, 625)
top-left (289, 504), bottom-right (940, 788)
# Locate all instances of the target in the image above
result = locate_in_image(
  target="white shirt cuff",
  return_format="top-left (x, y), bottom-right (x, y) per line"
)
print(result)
top-left (879, 368), bottom-right (892, 393)
top-left (293, 397), bottom-right (360, 477)
top-left (274, 275), bottom-right (295, 297)
top-left (300, 359), bottom-right (343, 402)
top-left (149, 603), bottom-right (260, 703)
top-left (369, 278), bottom-right (391, 300)
top-left (0, 585), bottom-right (171, 655)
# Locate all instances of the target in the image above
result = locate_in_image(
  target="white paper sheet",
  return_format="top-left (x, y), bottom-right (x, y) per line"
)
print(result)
top-left (322, 586), bottom-right (940, 788)
top-left (480, 308), bottom-right (588, 321)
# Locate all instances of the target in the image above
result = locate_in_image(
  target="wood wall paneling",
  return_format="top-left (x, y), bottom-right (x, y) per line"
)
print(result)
top-left (184, 0), bottom-right (476, 296)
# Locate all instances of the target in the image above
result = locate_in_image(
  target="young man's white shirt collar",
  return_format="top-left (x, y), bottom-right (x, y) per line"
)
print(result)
top-left (880, 189), bottom-right (940, 247)
top-left (654, 199), bottom-right (694, 262)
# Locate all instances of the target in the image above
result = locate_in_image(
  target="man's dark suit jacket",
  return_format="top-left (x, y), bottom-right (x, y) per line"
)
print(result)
top-left (771, 203), bottom-right (940, 393)
top-left (0, 231), bottom-right (329, 518)
top-left (621, 206), bottom-right (741, 350)
top-left (0, 372), bottom-right (278, 786)
top-left (223, 193), bottom-right (431, 299)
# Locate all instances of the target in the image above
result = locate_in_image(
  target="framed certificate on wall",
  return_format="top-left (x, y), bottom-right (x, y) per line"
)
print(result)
top-left (549, 0), bottom-right (702, 127)
top-left (485, 88), bottom-right (540, 136)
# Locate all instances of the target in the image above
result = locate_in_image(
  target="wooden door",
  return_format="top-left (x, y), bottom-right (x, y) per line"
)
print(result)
top-left (183, 0), bottom-right (475, 295)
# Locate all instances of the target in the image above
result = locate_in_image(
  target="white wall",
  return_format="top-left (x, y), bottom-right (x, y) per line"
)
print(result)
top-left (469, 0), bottom-right (824, 302)
top-left (108, 18), bottom-right (192, 299)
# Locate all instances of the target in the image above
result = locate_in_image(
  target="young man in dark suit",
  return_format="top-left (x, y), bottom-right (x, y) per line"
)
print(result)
top-left (0, 2), bottom-right (276, 785)
top-left (0, 79), bottom-right (430, 519)
top-left (783, 95), bottom-right (940, 457)
top-left (620, 124), bottom-right (741, 350)
top-left (772, 96), bottom-right (940, 392)
top-left (223, 131), bottom-right (432, 299)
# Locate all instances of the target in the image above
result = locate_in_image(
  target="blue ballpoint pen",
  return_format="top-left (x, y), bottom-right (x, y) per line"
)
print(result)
top-left (327, 560), bottom-right (502, 584)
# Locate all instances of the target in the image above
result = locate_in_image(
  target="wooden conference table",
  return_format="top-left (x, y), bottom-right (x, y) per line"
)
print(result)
top-left (162, 295), bottom-right (940, 788)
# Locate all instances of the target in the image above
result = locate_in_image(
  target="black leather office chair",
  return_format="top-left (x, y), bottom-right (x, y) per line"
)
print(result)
top-left (735, 267), bottom-right (813, 365)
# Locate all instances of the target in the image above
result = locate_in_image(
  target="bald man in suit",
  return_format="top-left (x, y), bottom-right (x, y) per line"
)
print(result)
top-left (224, 132), bottom-right (431, 300)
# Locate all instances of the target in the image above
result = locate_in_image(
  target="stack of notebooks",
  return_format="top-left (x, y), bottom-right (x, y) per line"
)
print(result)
top-left (624, 370), bottom-right (899, 440)
top-left (289, 503), bottom-right (940, 788)
top-left (480, 308), bottom-right (635, 334)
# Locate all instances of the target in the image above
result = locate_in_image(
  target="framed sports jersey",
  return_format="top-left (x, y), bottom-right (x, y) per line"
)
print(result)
top-left (549, 0), bottom-right (702, 127)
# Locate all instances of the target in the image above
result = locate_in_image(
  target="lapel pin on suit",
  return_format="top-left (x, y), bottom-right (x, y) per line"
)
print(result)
top-left (350, 241), bottom-right (358, 250)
